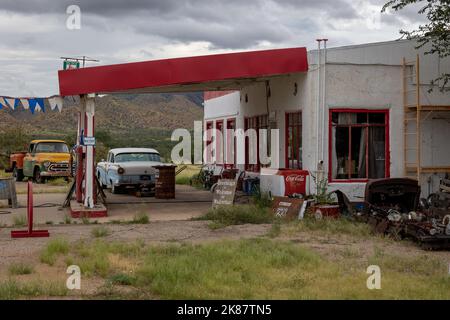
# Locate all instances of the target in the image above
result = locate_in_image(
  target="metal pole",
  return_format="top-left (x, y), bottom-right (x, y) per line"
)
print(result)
top-left (321, 39), bottom-right (328, 163)
top-left (316, 39), bottom-right (322, 169)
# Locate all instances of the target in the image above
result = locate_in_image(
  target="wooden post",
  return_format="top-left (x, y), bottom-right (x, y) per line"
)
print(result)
top-left (416, 54), bottom-right (421, 184)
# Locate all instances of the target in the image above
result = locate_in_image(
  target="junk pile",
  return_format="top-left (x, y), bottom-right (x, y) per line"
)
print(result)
top-left (360, 178), bottom-right (450, 250)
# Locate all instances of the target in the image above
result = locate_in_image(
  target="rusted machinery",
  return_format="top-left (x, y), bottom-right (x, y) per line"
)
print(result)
top-left (362, 178), bottom-right (450, 250)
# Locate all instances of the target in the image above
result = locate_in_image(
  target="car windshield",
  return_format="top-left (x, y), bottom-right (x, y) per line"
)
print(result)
top-left (35, 142), bottom-right (69, 153)
top-left (114, 153), bottom-right (160, 163)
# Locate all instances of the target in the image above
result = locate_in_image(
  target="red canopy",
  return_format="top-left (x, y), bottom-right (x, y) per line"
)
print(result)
top-left (58, 47), bottom-right (308, 96)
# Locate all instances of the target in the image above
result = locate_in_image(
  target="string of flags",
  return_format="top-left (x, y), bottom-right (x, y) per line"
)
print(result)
top-left (0, 95), bottom-right (64, 114)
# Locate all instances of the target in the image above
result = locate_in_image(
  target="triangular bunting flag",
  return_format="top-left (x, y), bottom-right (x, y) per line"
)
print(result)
top-left (35, 98), bottom-right (45, 113)
top-left (20, 98), bottom-right (30, 110)
top-left (48, 96), bottom-right (63, 112)
top-left (28, 99), bottom-right (37, 114)
top-left (4, 97), bottom-right (18, 110)
top-left (2, 98), bottom-right (10, 109)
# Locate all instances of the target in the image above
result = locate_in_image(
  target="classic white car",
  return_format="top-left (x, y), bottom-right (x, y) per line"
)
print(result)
top-left (96, 148), bottom-right (163, 194)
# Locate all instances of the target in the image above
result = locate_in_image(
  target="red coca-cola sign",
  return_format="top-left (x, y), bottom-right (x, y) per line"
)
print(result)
top-left (285, 174), bottom-right (305, 183)
top-left (278, 169), bottom-right (309, 196)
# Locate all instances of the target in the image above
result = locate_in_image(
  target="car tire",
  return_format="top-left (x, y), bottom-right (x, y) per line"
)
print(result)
top-left (34, 167), bottom-right (45, 184)
top-left (13, 167), bottom-right (24, 182)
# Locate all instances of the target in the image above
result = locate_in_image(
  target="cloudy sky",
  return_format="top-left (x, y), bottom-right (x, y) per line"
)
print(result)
top-left (0, 0), bottom-right (424, 97)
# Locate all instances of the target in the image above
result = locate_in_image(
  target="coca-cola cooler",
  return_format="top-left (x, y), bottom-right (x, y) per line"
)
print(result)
top-left (260, 168), bottom-right (310, 197)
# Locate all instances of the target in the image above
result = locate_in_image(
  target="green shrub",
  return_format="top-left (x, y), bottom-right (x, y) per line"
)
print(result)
top-left (12, 215), bottom-right (27, 227)
top-left (109, 273), bottom-right (136, 286)
top-left (91, 226), bottom-right (111, 238)
top-left (196, 204), bottom-right (273, 228)
top-left (132, 212), bottom-right (149, 224)
top-left (40, 238), bottom-right (70, 265)
top-left (8, 263), bottom-right (34, 275)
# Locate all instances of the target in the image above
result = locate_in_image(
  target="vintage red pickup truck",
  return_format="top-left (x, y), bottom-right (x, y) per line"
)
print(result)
top-left (6, 139), bottom-right (72, 183)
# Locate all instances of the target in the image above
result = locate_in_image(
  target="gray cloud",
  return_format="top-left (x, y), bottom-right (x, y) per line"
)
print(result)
top-left (0, 0), bottom-right (426, 96)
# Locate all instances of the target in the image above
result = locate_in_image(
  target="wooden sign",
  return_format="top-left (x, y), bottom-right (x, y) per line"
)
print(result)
top-left (212, 179), bottom-right (237, 207)
top-left (272, 196), bottom-right (305, 220)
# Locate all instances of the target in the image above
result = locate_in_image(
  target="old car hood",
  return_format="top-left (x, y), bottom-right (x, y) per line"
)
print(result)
top-left (35, 153), bottom-right (71, 162)
top-left (364, 178), bottom-right (421, 213)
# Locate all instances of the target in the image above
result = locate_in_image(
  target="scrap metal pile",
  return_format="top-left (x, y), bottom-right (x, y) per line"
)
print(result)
top-left (360, 178), bottom-right (450, 250)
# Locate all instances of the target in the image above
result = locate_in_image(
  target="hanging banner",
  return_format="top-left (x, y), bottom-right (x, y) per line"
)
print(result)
top-left (0, 95), bottom-right (63, 114)
top-left (4, 98), bottom-right (19, 110)
top-left (20, 98), bottom-right (30, 110)
top-left (48, 96), bottom-right (63, 112)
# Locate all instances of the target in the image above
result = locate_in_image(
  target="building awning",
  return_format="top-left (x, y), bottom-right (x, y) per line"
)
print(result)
top-left (58, 47), bottom-right (308, 96)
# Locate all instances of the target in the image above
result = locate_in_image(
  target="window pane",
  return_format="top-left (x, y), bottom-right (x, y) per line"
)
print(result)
top-left (333, 127), bottom-right (350, 179)
top-left (369, 127), bottom-right (386, 178)
top-left (369, 113), bottom-right (385, 124)
top-left (351, 127), bottom-right (367, 179)
top-left (356, 113), bottom-right (368, 124)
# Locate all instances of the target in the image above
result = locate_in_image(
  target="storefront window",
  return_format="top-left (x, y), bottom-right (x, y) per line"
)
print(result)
top-left (330, 110), bottom-right (389, 181)
top-left (245, 114), bottom-right (268, 172)
top-left (286, 112), bottom-right (302, 169)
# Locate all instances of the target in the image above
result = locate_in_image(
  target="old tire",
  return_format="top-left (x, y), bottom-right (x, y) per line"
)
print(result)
top-left (13, 167), bottom-right (24, 182)
top-left (34, 167), bottom-right (45, 184)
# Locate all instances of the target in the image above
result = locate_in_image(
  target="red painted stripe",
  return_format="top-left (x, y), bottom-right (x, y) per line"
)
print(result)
top-left (58, 47), bottom-right (308, 96)
top-left (204, 90), bottom-right (236, 101)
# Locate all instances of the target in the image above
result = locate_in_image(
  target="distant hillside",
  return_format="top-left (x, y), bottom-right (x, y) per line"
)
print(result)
top-left (0, 92), bottom-right (204, 136)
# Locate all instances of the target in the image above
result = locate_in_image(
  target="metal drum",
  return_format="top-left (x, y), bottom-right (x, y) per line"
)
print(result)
top-left (155, 165), bottom-right (176, 199)
top-left (0, 177), bottom-right (18, 209)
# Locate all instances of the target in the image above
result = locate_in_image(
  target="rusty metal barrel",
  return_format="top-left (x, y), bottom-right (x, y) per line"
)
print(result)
top-left (154, 165), bottom-right (176, 199)
top-left (0, 177), bottom-right (18, 209)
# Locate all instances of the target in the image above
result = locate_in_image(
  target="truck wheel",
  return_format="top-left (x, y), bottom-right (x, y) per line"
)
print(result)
top-left (34, 168), bottom-right (46, 184)
top-left (13, 167), bottom-right (24, 182)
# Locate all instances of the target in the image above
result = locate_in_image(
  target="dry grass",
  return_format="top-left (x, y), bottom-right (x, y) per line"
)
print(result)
top-left (45, 237), bottom-right (450, 300)
top-left (8, 262), bottom-right (34, 275)
top-left (175, 165), bottom-right (201, 185)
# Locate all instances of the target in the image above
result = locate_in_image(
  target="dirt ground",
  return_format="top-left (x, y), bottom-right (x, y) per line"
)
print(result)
top-left (0, 183), bottom-right (212, 226)
top-left (0, 219), bottom-right (449, 298)
top-left (0, 181), bottom-right (449, 299)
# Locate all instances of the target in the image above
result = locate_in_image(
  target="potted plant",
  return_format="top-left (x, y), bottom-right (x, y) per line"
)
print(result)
top-left (309, 171), bottom-right (340, 219)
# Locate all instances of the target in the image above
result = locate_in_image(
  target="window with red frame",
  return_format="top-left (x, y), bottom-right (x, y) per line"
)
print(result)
top-left (205, 121), bottom-right (213, 164)
top-left (286, 112), bottom-right (302, 169)
top-left (225, 118), bottom-right (236, 168)
top-left (245, 114), bottom-right (268, 172)
top-left (216, 120), bottom-right (224, 164)
top-left (330, 110), bottom-right (389, 181)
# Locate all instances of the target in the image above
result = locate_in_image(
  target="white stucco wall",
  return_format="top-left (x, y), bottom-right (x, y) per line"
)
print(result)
top-left (204, 40), bottom-right (450, 200)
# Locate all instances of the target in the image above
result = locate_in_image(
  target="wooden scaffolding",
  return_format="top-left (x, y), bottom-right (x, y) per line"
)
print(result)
top-left (402, 55), bottom-right (450, 183)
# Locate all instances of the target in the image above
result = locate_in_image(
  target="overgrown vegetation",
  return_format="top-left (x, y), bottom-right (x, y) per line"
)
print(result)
top-left (382, 0), bottom-right (449, 91)
top-left (91, 226), bottom-right (111, 238)
top-left (0, 280), bottom-right (68, 300)
top-left (175, 165), bottom-right (201, 185)
top-left (12, 214), bottom-right (27, 227)
top-left (40, 238), bottom-right (70, 266)
top-left (8, 263), bottom-right (34, 275)
top-left (46, 177), bottom-right (69, 186)
top-left (281, 216), bottom-right (373, 238)
top-left (49, 238), bottom-right (450, 299)
top-left (196, 204), bottom-right (273, 229)
top-left (132, 212), bottom-right (150, 224)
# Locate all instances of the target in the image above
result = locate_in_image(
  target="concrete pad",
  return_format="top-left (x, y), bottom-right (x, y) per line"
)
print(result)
top-left (0, 184), bottom-right (213, 226)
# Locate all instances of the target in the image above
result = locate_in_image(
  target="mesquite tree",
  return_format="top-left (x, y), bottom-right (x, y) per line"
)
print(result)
top-left (382, 0), bottom-right (450, 91)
